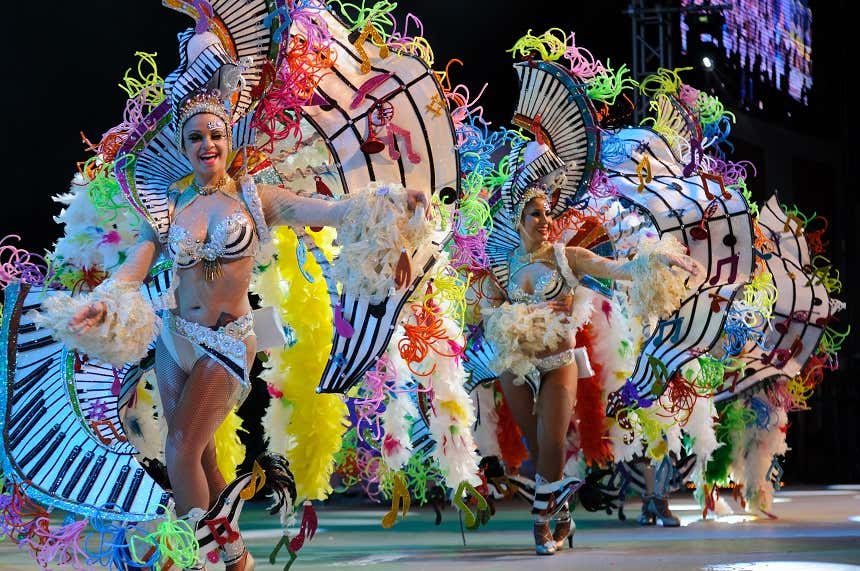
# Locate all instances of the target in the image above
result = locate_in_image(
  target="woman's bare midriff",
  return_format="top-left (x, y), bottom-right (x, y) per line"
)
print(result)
top-left (173, 257), bottom-right (255, 326)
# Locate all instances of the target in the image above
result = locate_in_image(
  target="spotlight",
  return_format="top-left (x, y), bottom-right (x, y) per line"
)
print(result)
top-left (684, 7), bottom-right (725, 73)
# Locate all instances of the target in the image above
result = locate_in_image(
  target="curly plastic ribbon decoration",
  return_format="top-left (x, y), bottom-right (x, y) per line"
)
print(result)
top-left (289, 2), bottom-right (332, 47)
top-left (421, 271), bottom-right (469, 329)
top-left (701, 115), bottom-right (736, 159)
top-left (749, 396), bottom-right (774, 429)
top-left (31, 515), bottom-right (90, 570)
top-left (507, 28), bottom-right (568, 61)
top-left (450, 229), bottom-right (489, 273)
top-left (589, 168), bottom-right (620, 198)
top-left (135, 509), bottom-right (198, 569)
top-left (818, 324), bottom-right (851, 359)
top-left (332, 0), bottom-right (396, 36)
top-left (587, 60), bottom-right (638, 105)
top-left (454, 183), bottom-right (492, 235)
top-left (117, 52), bottom-right (165, 105)
top-left (448, 82), bottom-right (489, 141)
top-left (804, 216), bottom-right (830, 255)
top-left (600, 132), bottom-right (637, 166)
top-left (564, 32), bottom-right (605, 79)
top-left (804, 255), bottom-right (842, 294)
top-left (695, 355), bottom-right (725, 394)
top-left (80, 159), bottom-right (141, 224)
top-left (0, 235), bottom-right (48, 287)
top-left (695, 91), bottom-right (735, 128)
top-left (656, 374), bottom-right (698, 424)
top-left (743, 271), bottom-right (778, 318)
top-left (398, 303), bottom-right (461, 376)
top-left (354, 355), bottom-right (397, 442)
top-left (719, 399), bottom-right (758, 432)
top-left (638, 67), bottom-right (692, 97)
top-left (386, 13), bottom-right (434, 66)
top-left (253, 30), bottom-right (337, 152)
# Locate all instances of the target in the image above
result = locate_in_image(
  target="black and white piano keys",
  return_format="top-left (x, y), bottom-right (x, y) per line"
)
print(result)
top-left (2, 282), bottom-right (168, 522)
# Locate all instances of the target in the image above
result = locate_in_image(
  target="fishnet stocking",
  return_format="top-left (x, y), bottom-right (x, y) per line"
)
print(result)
top-left (535, 362), bottom-right (578, 481)
top-left (155, 339), bottom-right (237, 515)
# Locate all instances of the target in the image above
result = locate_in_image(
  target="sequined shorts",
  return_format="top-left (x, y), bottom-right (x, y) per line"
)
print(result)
top-left (523, 346), bottom-right (595, 399)
top-left (160, 312), bottom-right (255, 406)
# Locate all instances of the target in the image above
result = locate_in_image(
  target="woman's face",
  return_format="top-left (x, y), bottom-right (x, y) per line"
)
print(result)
top-left (520, 196), bottom-right (551, 243)
top-left (182, 113), bottom-right (230, 178)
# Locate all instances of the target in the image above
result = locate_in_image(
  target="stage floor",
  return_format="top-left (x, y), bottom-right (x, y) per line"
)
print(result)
top-left (1, 486), bottom-right (859, 570)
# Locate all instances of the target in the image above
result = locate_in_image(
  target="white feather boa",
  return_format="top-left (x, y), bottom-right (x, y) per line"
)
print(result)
top-left (379, 338), bottom-right (417, 471)
top-left (733, 401), bottom-right (789, 513)
top-left (626, 234), bottom-right (696, 326)
top-left (31, 278), bottom-right (157, 367)
top-left (471, 384), bottom-right (502, 459)
top-left (51, 173), bottom-right (140, 273)
top-left (411, 316), bottom-right (481, 488)
top-left (483, 288), bottom-right (594, 380)
top-left (331, 183), bottom-right (434, 304)
top-left (683, 362), bottom-right (721, 473)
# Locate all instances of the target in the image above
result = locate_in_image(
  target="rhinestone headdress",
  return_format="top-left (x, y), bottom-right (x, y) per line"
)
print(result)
top-left (503, 140), bottom-right (566, 223)
top-left (174, 89), bottom-right (232, 148)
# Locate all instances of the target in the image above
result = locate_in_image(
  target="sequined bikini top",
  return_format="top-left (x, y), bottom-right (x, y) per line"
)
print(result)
top-left (165, 177), bottom-right (271, 269)
top-left (506, 243), bottom-right (578, 303)
top-left (167, 211), bottom-right (257, 268)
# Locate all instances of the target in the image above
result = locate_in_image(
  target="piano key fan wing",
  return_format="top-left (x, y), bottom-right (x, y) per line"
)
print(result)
top-left (279, 9), bottom-right (458, 393)
top-left (713, 195), bottom-right (830, 401)
top-left (601, 127), bottom-right (755, 404)
top-left (1, 282), bottom-right (169, 522)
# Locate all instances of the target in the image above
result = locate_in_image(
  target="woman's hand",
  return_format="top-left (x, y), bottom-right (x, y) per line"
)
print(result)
top-left (69, 302), bottom-right (107, 334)
top-left (546, 294), bottom-right (574, 315)
top-left (660, 253), bottom-right (704, 277)
top-left (405, 188), bottom-right (432, 220)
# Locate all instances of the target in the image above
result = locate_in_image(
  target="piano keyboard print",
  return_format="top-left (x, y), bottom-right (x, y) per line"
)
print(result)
top-left (601, 127), bottom-right (755, 401)
top-left (1, 282), bottom-right (167, 522)
top-left (510, 61), bottom-right (599, 215)
top-left (713, 196), bottom-right (829, 400)
top-left (299, 8), bottom-right (458, 199)
top-left (463, 340), bottom-right (499, 394)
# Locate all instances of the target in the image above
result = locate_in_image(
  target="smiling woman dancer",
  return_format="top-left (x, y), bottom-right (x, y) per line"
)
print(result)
top-left (36, 27), bottom-right (431, 570)
top-left (482, 142), bottom-right (702, 555)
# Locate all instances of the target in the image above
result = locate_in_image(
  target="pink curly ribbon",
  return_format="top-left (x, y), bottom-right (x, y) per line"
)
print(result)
top-left (354, 355), bottom-right (397, 442)
top-left (766, 380), bottom-right (795, 411)
top-left (450, 229), bottom-right (489, 272)
top-left (588, 169), bottom-right (620, 198)
top-left (564, 33), bottom-right (605, 79)
top-left (447, 83), bottom-right (489, 143)
top-left (386, 13), bottom-right (425, 52)
top-left (0, 235), bottom-right (48, 287)
top-left (32, 517), bottom-right (90, 570)
top-left (702, 157), bottom-right (756, 186)
top-left (290, 4), bottom-right (333, 47)
top-left (253, 4), bottom-right (335, 152)
top-left (1, 485), bottom-right (50, 548)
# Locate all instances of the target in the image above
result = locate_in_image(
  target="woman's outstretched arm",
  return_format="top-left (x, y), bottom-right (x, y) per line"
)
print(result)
top-left (257, 183), bottom-right (430, 229)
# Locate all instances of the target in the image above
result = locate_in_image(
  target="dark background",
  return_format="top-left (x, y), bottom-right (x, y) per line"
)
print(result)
top-left (1, 1), bottom-right (856, 483)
